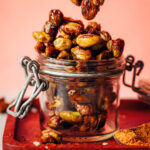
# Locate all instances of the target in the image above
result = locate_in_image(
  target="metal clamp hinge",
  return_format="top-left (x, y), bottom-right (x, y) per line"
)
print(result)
top-left (7, 56), bottom-right (49, 119)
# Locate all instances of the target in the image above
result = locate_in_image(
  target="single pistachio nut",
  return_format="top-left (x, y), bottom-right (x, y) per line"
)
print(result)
top-left (100, 31), bottom-right (112, 41)
top-left (49, 9), bottom-right (63, 27)
top-left (54, 37), bottom-right (72, 51)
top-left (41, 129), bottom-right (62, 144)
top-left (81, 0), bottom-right (100, 20)
top-left (70, 0), bottom-right (82, 6)
top-left (57, 50), bottom-right (71, 60)
top-left (71, 46), bottom-right (92, 60)
top-left (60, 111), bottom-right (82, 123)
top-left (76, 34), bottom-right (101, 48)
top-left (61, 22), bottom-right (84, 36)
top-left (112, 39), bottom-right (125, 58)
top-left (32, 32), bottom-right (51, 43)
top-left (85, 22), bottom-right (101, 34)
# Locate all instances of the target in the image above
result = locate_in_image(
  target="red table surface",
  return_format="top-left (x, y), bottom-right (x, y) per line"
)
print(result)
top-left (3, 99), bottom-right (150, 150)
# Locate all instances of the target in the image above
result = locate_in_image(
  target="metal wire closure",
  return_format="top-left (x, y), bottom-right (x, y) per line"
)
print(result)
top-left (7, 56), bottom-right (49, 119)
top-left (123, 55), bottom-right (148, 96)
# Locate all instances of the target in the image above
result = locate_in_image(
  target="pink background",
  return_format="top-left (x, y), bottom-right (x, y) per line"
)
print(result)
top-left (0, 0), bottom-right (150, 100)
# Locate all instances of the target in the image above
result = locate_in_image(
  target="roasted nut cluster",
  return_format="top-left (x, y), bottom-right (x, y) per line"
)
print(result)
top-left (33, 9), bottom-right (124, 61)
top-left (70, 0), bottom-right (105, 20)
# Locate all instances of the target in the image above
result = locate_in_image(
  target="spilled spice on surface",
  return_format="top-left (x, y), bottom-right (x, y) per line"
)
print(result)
top-left (114, 122), bottom-right (150, 146)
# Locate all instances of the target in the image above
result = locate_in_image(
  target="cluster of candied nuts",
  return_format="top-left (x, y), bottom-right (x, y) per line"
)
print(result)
top-left (70, 0), bottom-right (105, 20)
top-left (33, 9), bottom-right (125, 61)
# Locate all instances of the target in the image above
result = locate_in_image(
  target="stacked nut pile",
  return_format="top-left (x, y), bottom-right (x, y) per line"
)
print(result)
top-left (33, 9), bottom-right (124, 61)
top-left (32, 8), bottom-right (125, 144)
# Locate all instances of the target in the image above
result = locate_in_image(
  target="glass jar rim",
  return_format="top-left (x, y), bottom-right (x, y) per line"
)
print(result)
top-left (37, 54), bottom-right (126, 78)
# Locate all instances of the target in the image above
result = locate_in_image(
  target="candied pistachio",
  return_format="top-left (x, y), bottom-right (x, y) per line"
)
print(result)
top-left (49, 9), bottom-right (63, 27)
top-left (59, 28), bottom-right (71, 39)
top-left (60, 111), bottom-right (82, 123)
top-left (57, 50), bottom-right (71, 60)
top-left (96, 50), bottom-right (113, 60)
top-left (45, 44), bottom-right (58, 58)
top-left (112, 39), bottom-right (125, 58)
top-left (41, 129), bottom-right (62, 144)
top-left (34, 42), bottom-right (45, 53)
top-left (53, 37), bottom-right (72, 51)
top-left (85, 22), bottom-right (101, 34)
top-left (70, 0), bottom-right (82, 6)
top-left (91, 40), bottom-right (106, 51)
top-left (32, 31), bottom-right (51, 43)
top-left (106, 40), bottom-right (113, 51)
top-left (75, 103), bottom-right (93, 115)
top-left (81, 0), bottom-right (100, 20)
top-left (63, 17), bottom-right (84, 26)
top-left (76, 34), bottom-right (101, 48)
top-left (48, 96), bottom-right (64, 110)
top-left (61, 22), bottom-right (84, 36)
top-left (100, 31), bottom-right (111, 41)
top-left (48, 115), bottom-right (61, 128)
top-left (71, 46), bottom-right (92, 60)
top-left (0, 98), bottom-right (9, 113)
top-left (43, 21), bottom-right (58, 38)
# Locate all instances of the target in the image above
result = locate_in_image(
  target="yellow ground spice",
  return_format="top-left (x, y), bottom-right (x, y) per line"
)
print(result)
top-left (114, 123), bottom-right (150, 146)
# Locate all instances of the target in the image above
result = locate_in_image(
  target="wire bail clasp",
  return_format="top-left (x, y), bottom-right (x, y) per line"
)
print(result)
top-left (7, 56), bottom-right (49, 119)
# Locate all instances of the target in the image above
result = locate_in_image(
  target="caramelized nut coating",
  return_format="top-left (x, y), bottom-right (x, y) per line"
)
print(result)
top-left (100, 31), bottom-right (112, 41)
top-left (61, 22), bottom-right (84, 36)
top-left (68, 89), bottom-right (88, 102)
top-left (85, 22), bottom-right (101, 34)
top-left (34, 42), bottom-right (45, 53)
top-left (112, 39), bottom-right (125, 58)
top-left (32, 31), bottom-right (51, 43)
top-left (45, 44), bottom-right (58, 58)
top-left (75, 103), bottom-right (93, 115)
top-left (41, 129), bottom-right (62, 144)
top-left (49, 9), bottom-right (63, 27)
top-left (76, 34), bottom-right (101, 48)
top-left (54, 37), bottom-right (72, 51)
top-left (48, 115), bottom-right (61, 128)
top-left (81, 0), bottom-right (100, 20)
top-left (96, 50), bottom-right (113, 60)
top-left (70, 0), bottom-right (82, 6)
top-left (48, 96), bottom-right (64, 110)
top-left (60, 111), bottom-right (82, 123)
top-left (91, 41), bottom-right (106, 51)
top-left (59, 29), bottom-right (71, 39)
top-left (57, 50), bottom-right (71, 60)
top-left (71, 46), bottom-right (92, 60)
top-left (44, 21), bottom-right (58, 38)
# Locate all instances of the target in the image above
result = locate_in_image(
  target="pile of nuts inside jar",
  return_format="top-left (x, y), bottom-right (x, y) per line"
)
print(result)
top-left (32, 1), bottom-right (125, 144)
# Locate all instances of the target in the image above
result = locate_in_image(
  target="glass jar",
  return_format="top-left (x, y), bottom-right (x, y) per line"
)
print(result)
top-left (37, 54), bottom-right (125, 142)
